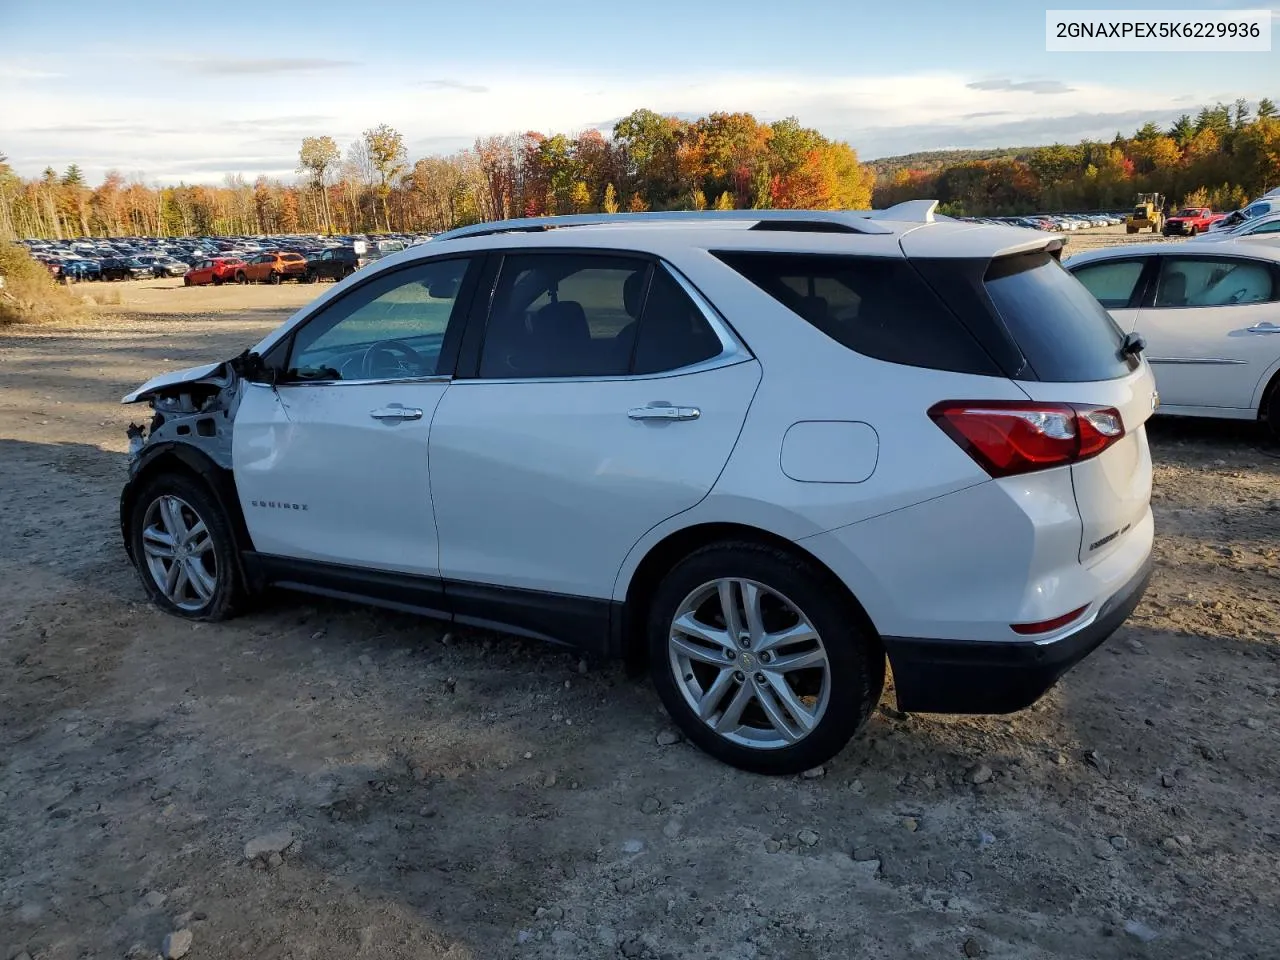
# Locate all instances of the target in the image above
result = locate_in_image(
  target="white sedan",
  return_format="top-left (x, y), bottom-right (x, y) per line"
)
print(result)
top-left (1066, 241), bottom-right (1280, 436)
top-left (1190, 211), bottom-right (1280, 247)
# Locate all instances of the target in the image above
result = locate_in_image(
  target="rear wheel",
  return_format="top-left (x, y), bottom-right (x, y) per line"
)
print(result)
top-left (127, 473), bottom-right (245, 621)
top-left (212, 274), bottom-right (223, 286)
top-left (304, 271), bottom-right (317, 283)
top-left (1265, 376), bottom-right (1280, 442)
top-left (342, 265), bottom-right (355, 279)
top-left (647, 541), bottom-right (884, 774)
top-left (236, 272), bottom-right (248, 285)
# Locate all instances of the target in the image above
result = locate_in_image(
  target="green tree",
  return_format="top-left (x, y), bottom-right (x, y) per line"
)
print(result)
top-left (1233, 98), bottom-right (1251, 129)
top-left (1133, 122), bottom-right (1161, 141)
top-left (362, 124), bottom-right (407, 232)
top-left (1168, 115), bottom-right (1194, 146)
top-left (1258, 98), bottom-right (1278, 120)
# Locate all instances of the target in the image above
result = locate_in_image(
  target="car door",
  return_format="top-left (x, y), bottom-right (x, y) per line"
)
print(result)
top-left (428, 251), bottom-right (761, 626)
top-left (232, 255), bottom-right (478, 577)
top-left (1133, 253), bottom-right (1280, 410)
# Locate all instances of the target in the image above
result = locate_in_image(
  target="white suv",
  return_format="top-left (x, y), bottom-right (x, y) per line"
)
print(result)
top-left (120, 203), bottom-right (1156, 774)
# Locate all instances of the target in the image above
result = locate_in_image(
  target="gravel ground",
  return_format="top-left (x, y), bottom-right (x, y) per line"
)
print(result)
top-left (2, 233), bottom-right (1278, 960)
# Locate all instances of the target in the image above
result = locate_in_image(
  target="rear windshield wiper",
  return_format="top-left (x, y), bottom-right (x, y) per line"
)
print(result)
top-left (1121, 332), bottom-right (1145, 358)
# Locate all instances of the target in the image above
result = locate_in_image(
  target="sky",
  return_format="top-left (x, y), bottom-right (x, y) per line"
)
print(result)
top-left (1, 0), bottom-right (1277, 185)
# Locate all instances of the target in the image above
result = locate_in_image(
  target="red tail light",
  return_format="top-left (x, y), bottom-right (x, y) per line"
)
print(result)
top-left (1011, 604), bottom-right (1090, 635)
top-left (928, 401), bottom-right (1125, 478)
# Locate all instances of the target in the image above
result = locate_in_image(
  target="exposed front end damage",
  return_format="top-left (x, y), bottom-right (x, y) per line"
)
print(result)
top-left (118, 352), bottom-right (269, 573)
top-left (122, 352), bottom-right (265, 473)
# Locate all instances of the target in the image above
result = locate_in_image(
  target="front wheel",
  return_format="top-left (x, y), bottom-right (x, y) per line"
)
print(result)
top-left (647, 541), bottom-right (884, 774)
top-left (127, 473), bottom-right (245, 621)
top-left (268, 271), bottom-right (281, 285)
top-left (1187, 225), bottom-right (1198, 236)
top-left (212, 274), bottom-right (223, 286)
top-left (183, 276), bottom-right (192, 286)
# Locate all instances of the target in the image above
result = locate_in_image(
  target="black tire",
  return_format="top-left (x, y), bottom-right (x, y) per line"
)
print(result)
top-left (1265, 376), bottom-right (1280, 443)
top-left (236, 272), bottom-right (248, 285)
top-left (1187, 225), bottom-right (1197, 236)
top-left (304, 271), bottom-right (317, 283)
top-left (127, 472), bottom-right (246, 622)
top-left (183, 276), bottom-right (191, 287)
top-left (212, 274), bottom-right (223, 286)
top-left (268, 271), bottom-right (281, 285)
top-left (342, 265), bottom-right (355, 279)
top-left (647, 541), bottom-right (884, 775)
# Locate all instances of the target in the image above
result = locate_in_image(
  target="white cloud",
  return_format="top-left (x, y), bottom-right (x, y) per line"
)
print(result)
top-left (0, 68), bottom-right (1258, 182)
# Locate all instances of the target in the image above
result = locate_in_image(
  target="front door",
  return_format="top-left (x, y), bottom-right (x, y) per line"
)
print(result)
top-left (232, 255), bottom-right (476, 576)
top-left (429, 252), bottom-right (760, 603)
top-left (1136, 253), bottom-right (1280, 410)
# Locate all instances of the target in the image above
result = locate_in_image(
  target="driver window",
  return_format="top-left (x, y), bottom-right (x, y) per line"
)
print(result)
top-left (287, 258), bottom-right (471, 382)
top-left (1154, 257), bottom-right (1276, 308)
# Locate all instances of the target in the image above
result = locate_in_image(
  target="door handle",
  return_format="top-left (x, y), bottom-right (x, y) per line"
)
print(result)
top-left (1247, 323), bottom-right (1280, 334)
top-left (370, 405), bottom-right (424, 422)
top-left (628, 403), bottom-right (700, 422)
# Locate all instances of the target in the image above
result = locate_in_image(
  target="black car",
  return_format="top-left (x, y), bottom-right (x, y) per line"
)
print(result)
top-left (303, 247), bottom-right (367, 282)
top-left (100, 257), bottom-right (152, 281)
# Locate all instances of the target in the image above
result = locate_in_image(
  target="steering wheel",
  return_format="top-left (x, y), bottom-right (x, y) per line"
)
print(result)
top-left (361, 339), bottom-right (427, 379)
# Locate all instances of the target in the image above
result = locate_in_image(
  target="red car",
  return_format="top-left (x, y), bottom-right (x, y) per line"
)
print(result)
top-left (183, 257), bottom-right (244, 286)
top-left (1163, 207), bottom-right (1226, 237)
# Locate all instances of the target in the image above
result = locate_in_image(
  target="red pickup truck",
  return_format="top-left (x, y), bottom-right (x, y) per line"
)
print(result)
top-left (1162, 207), bottom-right (1226, 237)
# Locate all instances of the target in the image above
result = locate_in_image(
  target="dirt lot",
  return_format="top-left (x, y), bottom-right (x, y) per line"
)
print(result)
top-left (2, 232), bottom-right (1278, 960)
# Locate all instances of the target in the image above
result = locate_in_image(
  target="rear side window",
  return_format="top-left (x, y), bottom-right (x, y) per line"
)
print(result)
top-left (985, 253), bottom-right (1130, 382)
top-left (631, 268), bottom-right (723, 375)
top-left (713, 252), bottom-right (998, 375)
top-left (1069, 258), bottom-right (1147, 309)
top-left (1154, 255), bottom-right (1276, 307)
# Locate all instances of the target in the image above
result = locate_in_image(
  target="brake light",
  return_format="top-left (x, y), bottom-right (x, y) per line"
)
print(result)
top-left (928, 401), bottom-right (1125, 478)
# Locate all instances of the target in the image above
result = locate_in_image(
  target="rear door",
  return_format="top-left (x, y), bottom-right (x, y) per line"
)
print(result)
top-left (1132, 253), bottom-right (1280, 410)
top-left (983, 252), bottom-right (1156, 566)
top-left (428, 251), bottom-right (760, 602)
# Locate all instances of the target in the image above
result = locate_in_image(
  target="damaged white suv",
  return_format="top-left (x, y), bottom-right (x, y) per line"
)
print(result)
top-left (121, 204), bottom-right (1156, 774)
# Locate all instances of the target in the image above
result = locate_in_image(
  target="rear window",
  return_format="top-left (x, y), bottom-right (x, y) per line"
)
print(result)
top-left (713, 252), bottom-right (999, 375)
top-left (984, 253), bottom-right (1130, 382)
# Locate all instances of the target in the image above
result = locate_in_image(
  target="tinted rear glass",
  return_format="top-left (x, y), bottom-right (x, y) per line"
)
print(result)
top-left (713, 252), bottom-right (999, 375)
top-left (984, 253), bottom-right (1130, 382)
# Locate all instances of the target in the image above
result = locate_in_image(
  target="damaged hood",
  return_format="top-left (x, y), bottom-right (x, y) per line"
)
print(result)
top-left (122, 362), bottom-right (228, 404)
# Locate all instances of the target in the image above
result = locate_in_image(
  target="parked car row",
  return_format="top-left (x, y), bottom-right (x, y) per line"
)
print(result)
top-left (954, 213), bottom-right (1126, 232)
top-left (16, 231), bottom-right (433, 284)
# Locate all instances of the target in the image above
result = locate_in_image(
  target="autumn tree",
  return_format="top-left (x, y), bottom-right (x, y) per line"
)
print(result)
top-left (298, 136), bottom-right (339, 233)
top-left (362, 124), bottom-right (408, 231)
top-left (602, 183), bottom-right (619, 214)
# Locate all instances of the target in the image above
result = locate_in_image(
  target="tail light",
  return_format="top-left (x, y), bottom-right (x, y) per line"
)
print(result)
top-left (928, 401), bottom-right (1125, 478)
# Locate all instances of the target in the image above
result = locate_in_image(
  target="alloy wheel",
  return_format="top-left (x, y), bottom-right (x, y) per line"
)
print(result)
top-left (668, 578), bottom-right (830, 749)
top-left (141, 495), bottom-right (218, 611)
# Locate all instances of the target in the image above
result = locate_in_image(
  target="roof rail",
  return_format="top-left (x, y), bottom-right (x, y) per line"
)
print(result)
top-left (430, 201), bottom-right (945, 242)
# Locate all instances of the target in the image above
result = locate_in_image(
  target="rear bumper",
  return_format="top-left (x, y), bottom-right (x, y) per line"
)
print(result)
top-left (881, 557), bottom-right (1152, 714)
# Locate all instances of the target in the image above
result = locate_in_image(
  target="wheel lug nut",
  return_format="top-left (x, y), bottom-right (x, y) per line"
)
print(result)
top-left (760, 652), bottom-right (772, 663)
top-left (724, 649), bottom-right (736, 660)
top-left (754, 672), bottom-right (766, 684)
top-left (733, 670), bottom-right (745, 682)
